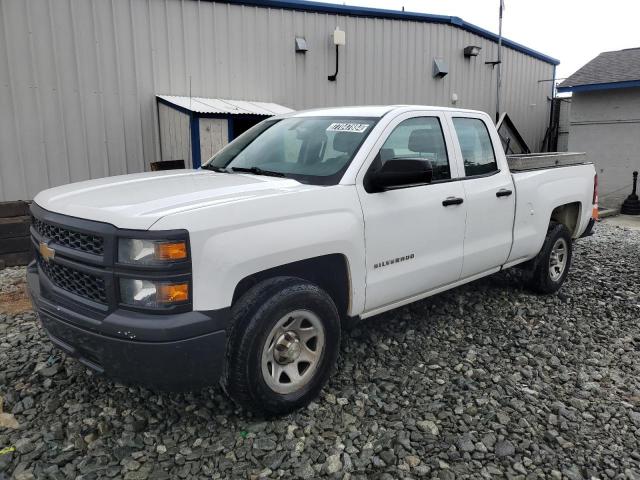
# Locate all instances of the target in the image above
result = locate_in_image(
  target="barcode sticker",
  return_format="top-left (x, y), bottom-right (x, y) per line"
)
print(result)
top-left (326, 123), bottom-right (370, 133)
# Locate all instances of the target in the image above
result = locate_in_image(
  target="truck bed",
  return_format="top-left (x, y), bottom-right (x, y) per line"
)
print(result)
top-left (506, 152), bottom-right (589, 172)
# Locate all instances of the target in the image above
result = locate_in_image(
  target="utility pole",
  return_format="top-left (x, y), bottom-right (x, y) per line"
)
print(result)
top-left (495, 0), bottom-right (504, 122)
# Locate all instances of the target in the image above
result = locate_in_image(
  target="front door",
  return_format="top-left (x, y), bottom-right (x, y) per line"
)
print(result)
top-left (356, 113), bottom-right (467, 312)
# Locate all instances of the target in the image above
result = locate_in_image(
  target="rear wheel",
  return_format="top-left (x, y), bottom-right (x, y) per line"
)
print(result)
top-left (527, 222), bottom-right (573, 294)
top-left (221, 277), bottom-right (341, 415)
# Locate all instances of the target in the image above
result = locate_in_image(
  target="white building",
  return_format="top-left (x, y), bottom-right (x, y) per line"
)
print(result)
top-left (558, 48), bottom-right (640, 209)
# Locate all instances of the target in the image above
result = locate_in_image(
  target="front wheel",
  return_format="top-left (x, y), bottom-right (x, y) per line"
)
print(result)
top-left (221, 277), bottom-right (341, 415)
top-left (527, 222), bottom-right (573, 294)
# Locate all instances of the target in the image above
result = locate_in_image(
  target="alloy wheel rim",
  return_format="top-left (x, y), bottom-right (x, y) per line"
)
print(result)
top-left (261, 310), bottom-right (325, 394)
top-left (549, 238), bottom-right (568, 281)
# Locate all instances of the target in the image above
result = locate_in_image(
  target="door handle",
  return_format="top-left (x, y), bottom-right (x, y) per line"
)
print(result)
top-left (442, 197), bottom-right (464, 207)
top-left (496, 189), bottom-right (513, 198)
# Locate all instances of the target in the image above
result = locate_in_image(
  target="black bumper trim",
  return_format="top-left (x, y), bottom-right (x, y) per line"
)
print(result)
top-left (28, 263), bottom-right (229, 390)
top-left (580, 218), bottom-right (596, 238)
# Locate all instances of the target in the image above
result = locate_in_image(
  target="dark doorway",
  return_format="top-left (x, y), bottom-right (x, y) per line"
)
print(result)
top-left (231, 115), bottom-right (265, 139)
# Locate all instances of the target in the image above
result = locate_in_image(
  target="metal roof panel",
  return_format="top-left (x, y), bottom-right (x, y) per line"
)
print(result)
top-left (157, 95), bottom-right (294, 115)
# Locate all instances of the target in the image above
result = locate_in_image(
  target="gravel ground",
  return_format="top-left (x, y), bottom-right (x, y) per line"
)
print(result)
top-left (1, 222), bottom-right (639, 480)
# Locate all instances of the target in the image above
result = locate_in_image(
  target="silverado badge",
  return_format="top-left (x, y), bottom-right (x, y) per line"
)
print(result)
top-left (39, 241), bottom-right (55, 262)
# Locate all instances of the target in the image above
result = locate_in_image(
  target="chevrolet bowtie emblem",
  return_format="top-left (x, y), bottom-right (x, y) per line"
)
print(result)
top-left (39, 241), bottom-right (55, 262)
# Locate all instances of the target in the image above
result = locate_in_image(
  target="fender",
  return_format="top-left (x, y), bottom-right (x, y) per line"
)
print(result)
top-left (151, 184), bottom-right (366, 314)
top-left (508, 164), bottom-right (593, 263)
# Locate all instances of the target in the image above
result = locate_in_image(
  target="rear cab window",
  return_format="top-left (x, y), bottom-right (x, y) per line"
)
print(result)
top-left (452, 117), bottom-right (498, 176)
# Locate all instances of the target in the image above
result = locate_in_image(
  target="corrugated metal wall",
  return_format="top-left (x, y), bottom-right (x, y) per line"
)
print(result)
top-left (0, 0), bottom-right (555, 201)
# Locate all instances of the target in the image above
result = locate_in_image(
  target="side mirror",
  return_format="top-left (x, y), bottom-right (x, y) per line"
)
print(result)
top-left (367, 159), bottom-right (433, 192)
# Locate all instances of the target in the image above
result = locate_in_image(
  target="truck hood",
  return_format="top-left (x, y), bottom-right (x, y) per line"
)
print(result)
top-left (34, 169), bottom-right (317, 229)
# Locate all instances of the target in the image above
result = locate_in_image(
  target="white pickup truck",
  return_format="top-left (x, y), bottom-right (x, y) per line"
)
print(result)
top-left (28, 106), bottom-right (597, 414)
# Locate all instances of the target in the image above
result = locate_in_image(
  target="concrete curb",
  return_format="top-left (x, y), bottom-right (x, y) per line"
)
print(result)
top-left (598, 208), bottom-right (619, 219)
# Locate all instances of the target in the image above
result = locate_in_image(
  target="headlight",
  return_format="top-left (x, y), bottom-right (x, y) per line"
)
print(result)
top-left (119, 278), bottom-right (189, 308)
top-left (118, 238), bottom-right (188, 265)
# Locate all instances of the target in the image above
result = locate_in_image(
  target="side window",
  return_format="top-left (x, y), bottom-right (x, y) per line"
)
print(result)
top-left (375, 117), bottom-right (451, 181)
top-left (452, 118), bottom-right (498, 176)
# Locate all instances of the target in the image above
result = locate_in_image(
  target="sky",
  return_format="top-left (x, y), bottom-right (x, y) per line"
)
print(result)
top-left (321, 0), bottom-right (640, 81)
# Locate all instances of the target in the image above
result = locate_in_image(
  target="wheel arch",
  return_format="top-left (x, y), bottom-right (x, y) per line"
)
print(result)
top-left (232, 254), bottom-right (352, 318)
top-left (550, 201), bottom-right (582, 237)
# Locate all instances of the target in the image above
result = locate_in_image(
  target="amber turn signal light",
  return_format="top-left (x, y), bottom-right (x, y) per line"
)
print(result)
top-left (155, 241), bottom-right (188, 261)
top-left (157, 283), bottom-right (189, 303)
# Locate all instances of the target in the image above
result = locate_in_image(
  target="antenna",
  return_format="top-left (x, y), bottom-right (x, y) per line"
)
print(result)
top-left (496, 0), bottom-right (504, 122)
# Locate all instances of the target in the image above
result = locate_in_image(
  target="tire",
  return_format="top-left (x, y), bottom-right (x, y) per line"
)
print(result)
top-left (527, 222), bottom-right (573, 294)
top-left (221, 276), bottom-right (341, 415)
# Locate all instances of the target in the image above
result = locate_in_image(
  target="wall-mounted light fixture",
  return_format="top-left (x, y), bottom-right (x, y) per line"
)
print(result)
top-left (328, 27), bottom-right (345, 81)
top-left (295, 37), bottom-right (308, 53)
top-left (433, 58), bottom-right (448, 78)
top-left (463, 45), bottom-right (481, 57)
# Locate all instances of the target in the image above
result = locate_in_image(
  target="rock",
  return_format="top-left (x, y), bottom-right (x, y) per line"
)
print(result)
top-left (324, 454), bottom-right (343, 474)
top-left (513, 462), bottom-right (526, 474)
top-left (14, 471), bottom-right (35, 480)
top-left (0, 412), bottom-right (19, 429)
top-left (124, 469), bottom-right (151, 480)
top-left (416, 420), bottom-right (439, 436)
top-left (496, 411), bottom-right (510, 425)
top-left (562, 465), bottom-right (584, 480)
top-left (457, 436), bottom-right (475, 453)
top-left (122, 459), bottom-right (141, 471)
top-left (494, 440), bottom-right (516, 457)
top-left (481, 433), bottom-right (496, 449)
top-left (295, 464), bottom-right (316, 479)
top-left (379, 449), bottom-right (396, 465)
top-left (405, 455), bottom-right (421, 468)
top-left (38, 365), bottom-right (59, 377)
top-left (14, 438), bottom-right (34, 454)
top-left (253, 437), bottom-right (277, 451)
top-left (439, 470), bottom-right (456, 480)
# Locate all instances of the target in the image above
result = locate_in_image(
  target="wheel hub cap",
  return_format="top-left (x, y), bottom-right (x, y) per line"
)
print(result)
top-left (549, 238), bottom-right (568, 281)
top-left (261, 310), bottom-right (326, 395)
top-left (274, 331), bottom-right (302, 364)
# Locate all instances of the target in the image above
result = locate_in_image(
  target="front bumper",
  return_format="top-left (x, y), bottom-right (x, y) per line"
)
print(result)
top-left (28, 263), bottom-right (229, 391)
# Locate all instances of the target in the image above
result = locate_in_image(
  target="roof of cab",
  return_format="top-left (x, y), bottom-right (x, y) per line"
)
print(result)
top-left (289, 105), bottom-right (485, 118)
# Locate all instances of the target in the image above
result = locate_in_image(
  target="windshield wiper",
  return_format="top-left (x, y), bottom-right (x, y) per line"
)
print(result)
top-left (201, 164), bottom-right (230, 173)
top-left (229, 166), bottom-right (286, 178)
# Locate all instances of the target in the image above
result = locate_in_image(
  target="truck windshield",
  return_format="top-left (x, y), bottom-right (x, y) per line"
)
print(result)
top-left (202, 116), bottom-right (378, 185)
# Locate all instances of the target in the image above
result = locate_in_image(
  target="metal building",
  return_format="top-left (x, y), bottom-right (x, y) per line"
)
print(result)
top-left (0, 0), bottom-right (559, 202)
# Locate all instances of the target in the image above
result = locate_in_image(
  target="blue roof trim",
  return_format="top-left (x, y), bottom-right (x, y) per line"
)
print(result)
top-left (217, 0), bottom-right (560, 65)
top-left (557, 80), bottom-right (640, 93)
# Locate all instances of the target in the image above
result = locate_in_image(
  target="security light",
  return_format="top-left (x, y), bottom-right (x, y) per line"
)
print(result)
top-left (332, 27), bottom-right (345, 46)
top-left (464, 45), bottom-right (481, 57)
top-left (328, 27), bottom-right (346, 81)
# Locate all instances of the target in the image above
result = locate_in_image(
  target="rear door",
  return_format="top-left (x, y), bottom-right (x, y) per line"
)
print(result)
top-left (446, 113), bottom-right (516, 278)
top-left (356, 111), bottom-right (467, 312)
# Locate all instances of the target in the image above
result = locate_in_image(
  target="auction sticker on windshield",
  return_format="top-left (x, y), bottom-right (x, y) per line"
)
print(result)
top-left (326, 123), bottom-right (370, 133)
